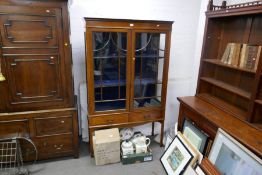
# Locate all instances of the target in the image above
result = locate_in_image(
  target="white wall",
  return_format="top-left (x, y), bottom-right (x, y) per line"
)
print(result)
top-left (69, 0), bottom-right (206, 135)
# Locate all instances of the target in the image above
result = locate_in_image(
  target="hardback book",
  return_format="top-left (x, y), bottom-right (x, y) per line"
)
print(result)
top-left (221, 43), bottom-right (232, 63)
top-left (226, 43), bottom-right (235, 64)
top-left (245, 46), bottom-right (259, 70)
top-left (254, 46), bottom-right (261, 70)
top-left (231, 43), bottom-right (241, 66)
top-left (239, 44), bottom-right (248, 68)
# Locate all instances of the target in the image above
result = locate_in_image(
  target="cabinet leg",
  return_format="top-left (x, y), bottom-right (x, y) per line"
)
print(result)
top-left (160, 121), bottom-right (165, 147)
top-left (151, 122), bottom-right (155, 136)
top-left (89, 128), bottom-right (94, 157)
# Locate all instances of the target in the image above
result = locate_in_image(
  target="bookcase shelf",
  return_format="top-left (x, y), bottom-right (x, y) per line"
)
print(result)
top-left (200, 77), bottom-right (251, 99)
top-left (202, 59), bottom-right (256, 74)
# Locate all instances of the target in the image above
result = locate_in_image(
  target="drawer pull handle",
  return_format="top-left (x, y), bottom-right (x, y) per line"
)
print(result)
top-left (61, 120), bottom-right (65, 124)
top-left (54, 144), bottom-right (63, 150)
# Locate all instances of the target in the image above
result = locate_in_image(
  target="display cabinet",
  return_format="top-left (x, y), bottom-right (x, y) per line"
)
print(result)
top-left (85, 18), bottom-right (173, 154)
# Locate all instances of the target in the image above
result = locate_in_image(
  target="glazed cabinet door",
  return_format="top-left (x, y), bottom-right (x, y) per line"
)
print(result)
top-left (86, 29), bottom-right (131, 113)
top-left (0, 5), bottom-right (70, 111)
top-left (131, 31), bottom-right (170, 109)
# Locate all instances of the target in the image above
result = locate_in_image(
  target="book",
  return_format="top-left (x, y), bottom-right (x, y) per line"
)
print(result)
top-left (254, 46), bottom-right (261, 71)
top-left (239, 44), bottom-right (248, 68)
top-left (227, 43), bottom-right (236, 64)
top-left (221, 43), bottom-right (232, 63)
top-left (245, 46), bottom-right (259, 70)
top-left (231, 43), bottom-right (241, 66)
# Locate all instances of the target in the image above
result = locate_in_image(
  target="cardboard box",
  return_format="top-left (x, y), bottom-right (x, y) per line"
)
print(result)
top-left (93, 128), bottom-right (120, 165)
top-left (121, 148), bottom-right (153, 165)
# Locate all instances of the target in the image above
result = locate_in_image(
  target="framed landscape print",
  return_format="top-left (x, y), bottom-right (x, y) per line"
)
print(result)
top-left (209, 128), bottom-right (262, 175)
top-left (182, 118), bottom-right (209, 154)
top-left (160, 135), bottom-right (193, 175)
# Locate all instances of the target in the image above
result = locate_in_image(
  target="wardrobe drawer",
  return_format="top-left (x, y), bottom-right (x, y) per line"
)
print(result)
top-left (89, 114), bottom-right (128, 126)
top-left (35, 116), bottom-right (72, 136)
top-left (129, 111), bottom-right (162, 122)
top-left (0, 119), bottom-right (29, 137)
top-left (34, 134), bottom-right (73, 156)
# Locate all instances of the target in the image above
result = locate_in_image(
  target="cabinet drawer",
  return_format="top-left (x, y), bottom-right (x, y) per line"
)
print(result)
top-left (34, 134), bottom-right (73, 156)
top-left (0, 119), bottom-right (29, 137)
top-left (129, 111), bottom-right (162, 122)
top-left (35, 116), bottom-right (72, 136)
top-left (89, 114), bottom-right (128, 126)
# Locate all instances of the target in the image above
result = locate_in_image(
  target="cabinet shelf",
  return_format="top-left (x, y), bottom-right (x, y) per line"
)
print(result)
top-left (197, 93), bottom-right (247, 120)
top-left (202, 59), bottom-right (256, 74)
top-left (135, 54), bottom-right (164, 58)
top-left (94, 55), bottom-right (126, 59)
top-left (93, 54), bottom-right (164, 59)
top-left (94, 79), bottom-right (126, 87)
top-left (94, 78), bottom-right (161, 88)
top-left (200, 77), bottom-right (251, 99)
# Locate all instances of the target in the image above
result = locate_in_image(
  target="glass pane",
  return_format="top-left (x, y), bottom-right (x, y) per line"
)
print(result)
top-left (93, 32), bottom-right (127, 111)
top-left (134, 33), bottom-right (166, 108)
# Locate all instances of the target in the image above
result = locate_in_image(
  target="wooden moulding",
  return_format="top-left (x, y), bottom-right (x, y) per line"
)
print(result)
top-left (206, 0), bottom-right (262, 18)
top-left (200, 158), bottom-right (221, 175)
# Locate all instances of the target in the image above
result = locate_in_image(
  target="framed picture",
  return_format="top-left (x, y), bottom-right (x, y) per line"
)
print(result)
top-left (160, 135), bottom-right (193, 175)
top-left (209, 128), bottom-right (262, 175)
top-left (177, 132), bottom-right (202, 166)
top-left (182, 118), bottom-right (209, 154)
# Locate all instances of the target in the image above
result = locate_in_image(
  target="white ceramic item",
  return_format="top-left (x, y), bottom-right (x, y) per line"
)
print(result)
top-left (121, 140), bottom-right (134, 156)
top-left (131, 132), bottom-right (151, 154)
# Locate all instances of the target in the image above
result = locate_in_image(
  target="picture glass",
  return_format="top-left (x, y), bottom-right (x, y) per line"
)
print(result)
top-left (215, 143), bottom-right (261, 175)
top-left (182, 118), bottom-right (208, 153)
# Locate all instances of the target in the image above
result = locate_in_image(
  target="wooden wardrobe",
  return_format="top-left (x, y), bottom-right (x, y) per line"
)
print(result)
top-left (0, 0), bottom-right (78, 160)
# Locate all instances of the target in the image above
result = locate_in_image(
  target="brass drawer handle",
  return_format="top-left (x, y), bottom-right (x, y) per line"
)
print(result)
top-left (54, 144), bottom-right (64, 150)
top-left (61, 120), bottom-right (65, 124)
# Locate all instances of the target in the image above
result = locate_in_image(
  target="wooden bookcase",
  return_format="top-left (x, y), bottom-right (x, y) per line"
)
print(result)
top-left (196, 0), bottom-right (262, 126)
top-left (178, 1), bottom-right (262, 159)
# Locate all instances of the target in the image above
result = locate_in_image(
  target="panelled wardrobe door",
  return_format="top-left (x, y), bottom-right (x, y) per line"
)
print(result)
top-left (0, 5), bottom-right (72, 112)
